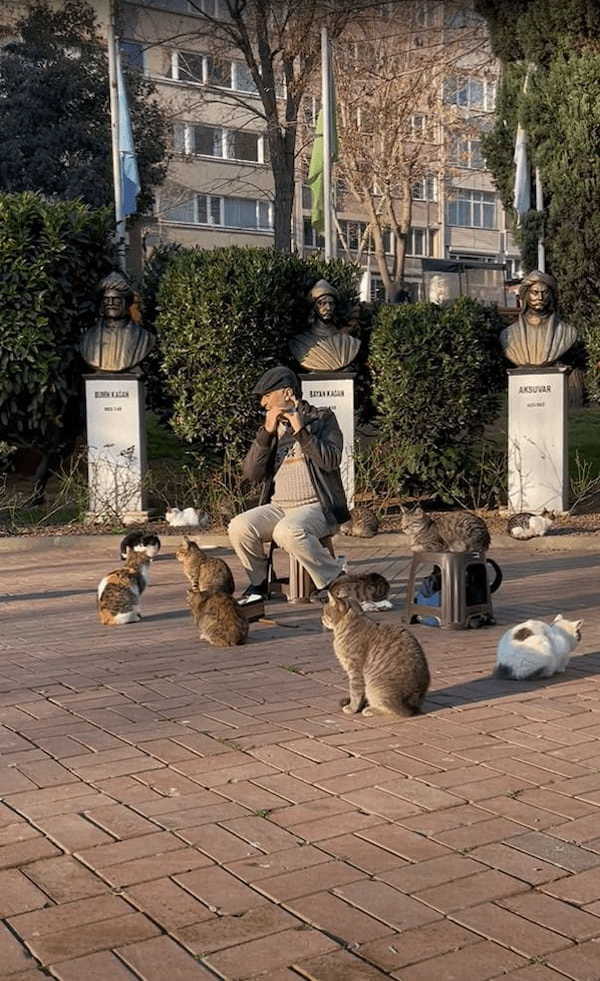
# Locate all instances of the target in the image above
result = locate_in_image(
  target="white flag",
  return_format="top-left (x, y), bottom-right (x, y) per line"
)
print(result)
top-left (513, 123), bottom-right (531, 218)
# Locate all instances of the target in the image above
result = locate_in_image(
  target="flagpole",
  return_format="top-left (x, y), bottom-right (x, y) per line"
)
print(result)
top-left (107, 0), bottom-right (126, 272)
top-left (535, 166), bottom-right (545, 272)
top-left (321, 26), bottom-right (333, 261)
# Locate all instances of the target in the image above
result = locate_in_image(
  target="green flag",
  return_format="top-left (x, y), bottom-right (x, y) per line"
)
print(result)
top-left (308, 102), bottom-right (338, 234)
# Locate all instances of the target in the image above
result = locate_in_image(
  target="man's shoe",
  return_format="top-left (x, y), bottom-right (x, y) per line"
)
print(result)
top-left (238, 581), bottom-right (268, 605)
top-left (310, 572), bottom-right (348, 604)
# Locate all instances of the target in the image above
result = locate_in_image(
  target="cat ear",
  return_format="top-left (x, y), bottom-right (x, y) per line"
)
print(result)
top-left (552, 614), bottom-right (564, 623)
top-left (399, 504), bottom-right (406, 515)
top-left (575, 619), bottom-right (584, 631)
top-left (183, 534), bottom-right (190, 545)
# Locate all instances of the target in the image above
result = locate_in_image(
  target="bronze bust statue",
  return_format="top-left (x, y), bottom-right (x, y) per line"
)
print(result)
top-left (80, 271), bottom-right (155, 373)
top-left (289, 279), bottom-right (360, 371)
top-left (500, 270), bottom-right (577, 367)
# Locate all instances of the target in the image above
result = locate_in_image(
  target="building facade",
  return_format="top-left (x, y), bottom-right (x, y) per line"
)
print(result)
top-left (2, 0), bottom-right (522, 298)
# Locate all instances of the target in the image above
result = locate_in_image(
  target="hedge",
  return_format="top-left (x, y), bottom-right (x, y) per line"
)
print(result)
top-left (0, 192), bottom-right (113, 452)
top-left (369, 297), bottom-right (505, 499)
top-left (152, 246), bottom-right (361, 460)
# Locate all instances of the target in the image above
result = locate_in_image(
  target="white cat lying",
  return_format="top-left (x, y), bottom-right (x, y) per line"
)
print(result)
top-left (495, 614), bottom-right (583, 680)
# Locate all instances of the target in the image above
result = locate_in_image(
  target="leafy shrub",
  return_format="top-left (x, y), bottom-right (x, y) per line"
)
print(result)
top-left (0, 192), bottom-right (113, 453)
top-left (369, 297), bottom-right (505, 500)
top-left (153, 246), bottom-right (360, 460)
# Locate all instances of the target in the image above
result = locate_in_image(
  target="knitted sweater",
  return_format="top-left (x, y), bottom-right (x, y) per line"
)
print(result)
top-left (271, 425), bottom-right (318, 509)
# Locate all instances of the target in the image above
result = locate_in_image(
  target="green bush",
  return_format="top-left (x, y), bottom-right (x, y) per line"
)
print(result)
top-left (153, 246), bottom-right (360, 460)
top-left (369, 297), bottom-right (505, 501)
top-left (0, 192), bottom-right (113, 453)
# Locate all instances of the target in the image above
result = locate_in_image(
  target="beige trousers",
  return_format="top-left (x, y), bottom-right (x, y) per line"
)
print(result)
top-left (228, 503), bottom-right (344, 590)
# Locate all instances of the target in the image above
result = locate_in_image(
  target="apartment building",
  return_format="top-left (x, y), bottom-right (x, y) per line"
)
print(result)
top-left (3, 0), bottom-right (522, 298)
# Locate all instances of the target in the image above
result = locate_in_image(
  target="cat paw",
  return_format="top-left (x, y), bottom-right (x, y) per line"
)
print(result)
top-left (361, 706), bottom-right (375, 716)
top-left (342, 704), bottom-right (355, 714)
top-left (339, 696), bottom-right (351, 707)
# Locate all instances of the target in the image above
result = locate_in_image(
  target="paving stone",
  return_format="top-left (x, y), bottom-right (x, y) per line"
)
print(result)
top-left (288, 891), bottom-right (395, 945)
top-left (19, 855), bottom-right (108, 902)
top-left (547, 938), bottom-right (600, 980)
top-left (468, 842), bottom-right (570, 885)
top-left (500, 890), bottom-right (600, 940)
top-left (452, 901), bottom-right (572, 956)
top-left (125, 876), bottom-right (216, 929)
top-left (318, 833), bottom-right (409, 874)
top-left (359, 920), bottom-right (480, 972)
top-left (413, 869), bottom-right (528, 913)
top-left (205, 926), bottom-right (338, 978)
top-left (116, 935), bottom-right (214, 979)
top-left (227, 844), bottom-right (331, 883)
top-left (508, 831), bottom-right (600, 872)
top-left (9, 894), bottom-right (131, 938)
top-left (0, 868), bottom-right (49, 917)
top-left (82, 803), bottom-right (158, 839)
top-left (254, 860), bottom-right (364, 901)
top-left (380, 854), bottom-right (486, 894)
top-left (391, 939), bottom-right (527, 980)
top-left (23, 912), bottom-right (160, 965)
top-left (50, 950), bottom-right (139, 980)
top-left (175, 864), bottom-right (270, 914)
top-left (333, 880), bottom-right (442, 930)
top-left (175, 905), bottom-right (299, 955)
top-left (292, 949), bottom-right (391, 980)
top-left (0, 920), bottom-right (39, 975)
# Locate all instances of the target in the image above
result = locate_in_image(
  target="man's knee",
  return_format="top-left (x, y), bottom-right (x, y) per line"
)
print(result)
top-left (272, 518), bottom-right (304, 551)
top-left (228, 512), bottom-right (253, 544)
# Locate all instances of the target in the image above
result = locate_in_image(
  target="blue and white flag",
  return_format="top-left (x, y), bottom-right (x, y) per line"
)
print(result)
top-left (513, 122), bottom-right (531, 218)
top-left (116, 51), bottom-right (141, 217)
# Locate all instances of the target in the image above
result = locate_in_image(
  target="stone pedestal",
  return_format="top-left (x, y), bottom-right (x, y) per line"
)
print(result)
top-left (84, 374), bottom-right (148, 523)
top-left (507, 366), bottom-right (568, 514)
top-left (301, 372), bottom-right (355, 508)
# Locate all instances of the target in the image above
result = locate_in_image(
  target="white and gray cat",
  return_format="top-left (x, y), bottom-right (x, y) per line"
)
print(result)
top-left (495, 614), bottom-right (583, 680)
top-left (401, 505), bottom-right (490, 553)
top-left (507, 510), bottom-right (555, 540)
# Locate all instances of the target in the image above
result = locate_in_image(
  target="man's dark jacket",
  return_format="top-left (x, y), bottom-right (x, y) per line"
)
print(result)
top-left (243, 401), bottom-right (350, 526)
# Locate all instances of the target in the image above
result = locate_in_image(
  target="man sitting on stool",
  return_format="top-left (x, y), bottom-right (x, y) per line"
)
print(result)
top-left (229, 365), bottom-right (349, 603)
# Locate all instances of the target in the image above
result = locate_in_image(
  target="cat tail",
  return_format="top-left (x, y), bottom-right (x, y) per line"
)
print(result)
top-left (486, 558), bottom-right (503, 594)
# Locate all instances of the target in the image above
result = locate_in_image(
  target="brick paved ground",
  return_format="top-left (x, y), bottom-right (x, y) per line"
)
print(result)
top-left (0, 533), bottom-right (600, 980)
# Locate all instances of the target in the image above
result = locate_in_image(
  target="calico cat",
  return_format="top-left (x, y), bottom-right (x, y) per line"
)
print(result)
top-left (97, 553), bottom-right (151, 626)
top-left (401, 505), bottom-right (490, 553)
top-left (495, 614), bottom-right (583, 680)
top-left (187, 588), bottom-right (248, 647)
top-left (322, 593), bottom-right (430, 717)
top-left (176, 536), bottom-right (235, 594)
top-left (340, 508), bottom-right (379, 539)
top-left (507, 510), bottom-right (555, 541)
top-left (119, 531), bottom-right (161, 561)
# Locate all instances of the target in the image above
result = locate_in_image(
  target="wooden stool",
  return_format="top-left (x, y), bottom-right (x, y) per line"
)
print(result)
top-left (402, 551), bottom-right (497, 630)
top-left (267, 536), bottom-right (335, 604)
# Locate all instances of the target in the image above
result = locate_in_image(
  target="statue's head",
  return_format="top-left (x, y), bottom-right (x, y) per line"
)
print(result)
top-left (308, 279), bottom-right (338, 325)
top-left (520, 270), bottom-right (557, 316)
top-left (100, 271), bottom-right (135, 322)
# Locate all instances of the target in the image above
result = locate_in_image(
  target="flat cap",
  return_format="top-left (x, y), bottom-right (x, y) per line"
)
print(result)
top-left (252, 365), bottom-right (301, 397)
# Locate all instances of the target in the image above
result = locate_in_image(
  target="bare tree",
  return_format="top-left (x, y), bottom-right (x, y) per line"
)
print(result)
top-left (332, 2), bottom-right (492, 297)
top-left (128, 0), bottom-right (375, 252)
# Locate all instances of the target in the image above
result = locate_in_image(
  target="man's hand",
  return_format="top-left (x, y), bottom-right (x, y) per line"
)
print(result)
top-left (264, 407), bottom-right (281, 434)
top-left (280, 397), bottom-right (303, 434)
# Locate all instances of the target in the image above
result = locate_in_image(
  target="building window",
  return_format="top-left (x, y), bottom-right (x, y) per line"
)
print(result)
top-left (407, 227), bottom-right (437, 256)
top-left (145, 0), bottom-right (220, 14)
top-left (120, 40), bottom-right (144, 71)
top-left (169, 51), bottom-right (261, 95)
top-left (449, 135), bottom-right (484, 169)
top-left (338, 220), bottom-right (393, 255)
top-left (302, 95), bottom-right (321, 127)
top-left (303, 219), bottom-right (325, 249)
top-left (411, 174), bottom-right (437, 201)
top-left (447, 188), bottom-right (496, 228)
top-left (443, 75), bottom-right (496, 111)
top-left (164, 193), bottom-right (273, 230)
top-left (173, 123), bottom-right (266, 163)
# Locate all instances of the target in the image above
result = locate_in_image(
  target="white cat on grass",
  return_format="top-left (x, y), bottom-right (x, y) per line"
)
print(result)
top-left (495, 614), bottom-right (583, 680)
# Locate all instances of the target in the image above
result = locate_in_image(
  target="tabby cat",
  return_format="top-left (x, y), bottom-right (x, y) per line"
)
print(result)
top-left (176, 536), bottom-right (235, 594)
top-left (187, 588), bottom-right (248, 647)
top-left (97, 553), bottom-right (151, 626)
top-left (329, 572), bottom-right (391, 608)
top-left (340, 508), bottom-right (379, 539)
top-left (401, 505), bottom-right (490, 553)
top-left (322, 593), bottom-right (430, 717)
top-left (507, 510), bottom-right (555, 541)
